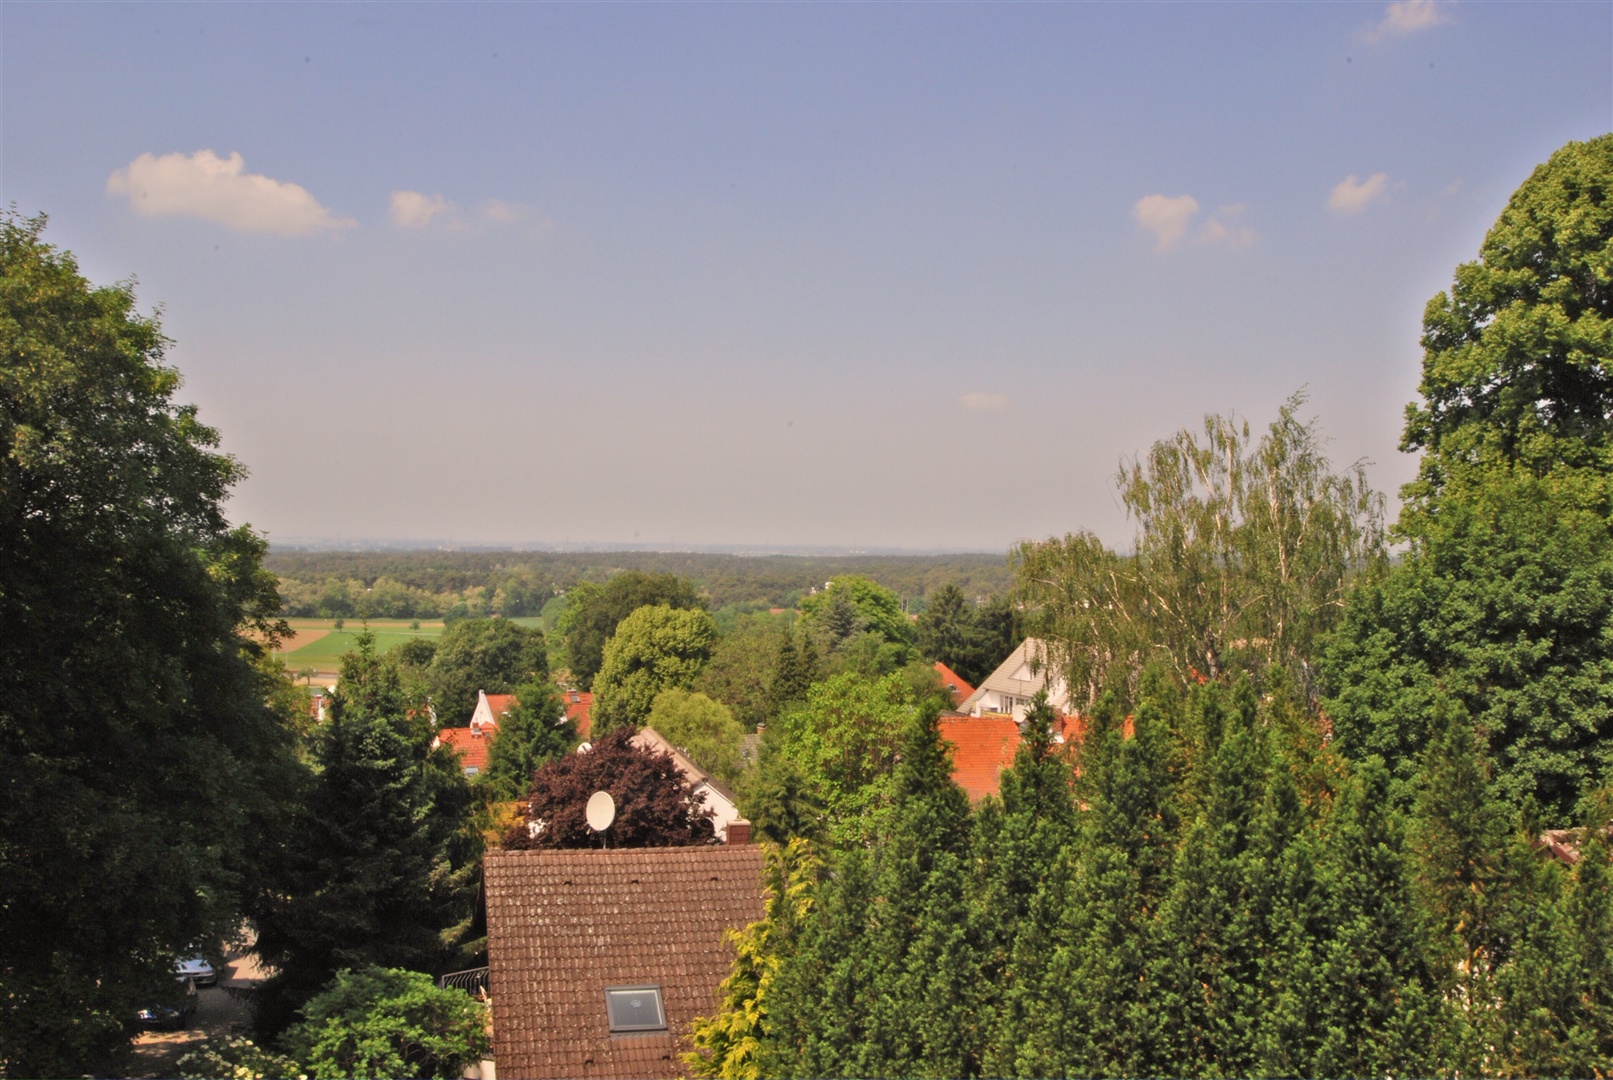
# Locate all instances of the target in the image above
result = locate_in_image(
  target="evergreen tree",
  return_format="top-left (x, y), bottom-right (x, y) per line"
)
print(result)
top-left (252, 635), bottom-right (482, 1036)
top-left (482, 678), bottom-right (573, 801)
top-left (916, 583), bottom-right (975, 675)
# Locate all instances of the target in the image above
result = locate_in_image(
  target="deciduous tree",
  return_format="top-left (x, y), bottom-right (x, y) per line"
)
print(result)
top-left (505, 727), bottom-right (715, 848)
top-left (0, 213), bottom-right (303, 1076)
top-left (559, 572), bottom-right (704, 689)
top-left (425, 617), bottom-right (547, 726)
top-left (591, 604), bottom-right (717, 736)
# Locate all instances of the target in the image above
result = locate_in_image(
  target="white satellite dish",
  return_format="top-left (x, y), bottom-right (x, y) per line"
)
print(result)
top-left (585, 790), bottom-right (616, 832)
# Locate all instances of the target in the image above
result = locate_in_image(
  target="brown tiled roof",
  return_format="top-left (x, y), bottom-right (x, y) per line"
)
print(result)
top-left (485, 846), bottom-right (766, 1079)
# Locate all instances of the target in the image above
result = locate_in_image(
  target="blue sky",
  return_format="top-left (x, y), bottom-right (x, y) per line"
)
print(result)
top-left (4, 1), bottom-right (1609, 550)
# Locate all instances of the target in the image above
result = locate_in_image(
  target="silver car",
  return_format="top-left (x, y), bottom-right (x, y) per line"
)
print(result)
top-left (175, 954), bottom-right (219, 987)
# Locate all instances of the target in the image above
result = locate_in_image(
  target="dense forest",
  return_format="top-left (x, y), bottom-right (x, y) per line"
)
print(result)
top-left (264, 548), bottom-right (1015, 619)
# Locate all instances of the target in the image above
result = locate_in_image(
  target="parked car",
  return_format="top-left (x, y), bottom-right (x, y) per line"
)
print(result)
top-left (175, 954), bottom-right (219, 986)
top-left (136, 975), bottom-right (198, 1031)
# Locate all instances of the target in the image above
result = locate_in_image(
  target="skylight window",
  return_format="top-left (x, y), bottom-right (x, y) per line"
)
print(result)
top-left (604, 985), bottom-right (666, 1033)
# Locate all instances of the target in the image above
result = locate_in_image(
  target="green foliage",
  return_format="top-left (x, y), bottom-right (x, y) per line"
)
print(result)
top-left (481, 678), bottom-right (573, 801)
top-left (268, 550), bottom-right (1014, 623)
top-left (251, 635), bottom-right (483, 1036)
top-left (278, 967), bottom-right (489, 1080)
top-left (776, 671), bottom-right (916, 844)
top-left (915, 585), bottom-right (1021, 685)
top-left (0, 213), bottom-right (304, 1075)
top-left (694, 616), bottom-right (791, 728)
top-left (799, 575), bottom-right (916, 654)
top-left (591, 604), bottom-right (717, 736)
top-left (1404, 134), bottom-right (1613, 485)
top-left (1325, 136), bottom-right (1613, 820)
top-left (1019, 391), bottom-right (1385, 707)
top-left (177, 1036), bottom-right (304, 1080)
top-left (558, 572), bottom-right (704, 689)
top-left (684, 839), bottom-right (820, 1079)
top-left (424, 618), bottom-right (547, 726)
top-left (645, 688), bottom-right (749, 787)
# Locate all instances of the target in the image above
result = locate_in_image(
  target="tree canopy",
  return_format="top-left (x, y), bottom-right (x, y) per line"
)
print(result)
top-left (278, 966), bottom-right (490, 1080)
top-left (1018, 391), bottom-right (1384, 707)
top-left (0, 212), bottom-right (302, 1076)
top-left (505, 727), bottom-right (716, 848)
top-left (558, 571), bottom-right (704, 688)
top-left (645, 688), bottom-right (750, 787)
top-left (799, 575), bottom-right (915, 652)
top-left (251, 635), bottom-right (482, 1036)
top-left (591, 603), bottom-right (718, 736)
top-left (1324, 135), bottom-right (1613, 819)
top-left (425, 617), bottom-right (547, 726)
top-left (482, 678), bottom-right (574, 801)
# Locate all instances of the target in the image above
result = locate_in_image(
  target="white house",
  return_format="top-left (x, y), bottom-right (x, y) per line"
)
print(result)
top-left (956, 638), bottom-right (1076, 721)
top-left (632, 727), bottom-right (748, 843)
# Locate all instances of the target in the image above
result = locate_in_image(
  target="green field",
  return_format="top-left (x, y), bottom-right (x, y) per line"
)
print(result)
top-left (278, 616), bottom-right (545, 671)
top-left (279, 618), bottom-right (445, 669)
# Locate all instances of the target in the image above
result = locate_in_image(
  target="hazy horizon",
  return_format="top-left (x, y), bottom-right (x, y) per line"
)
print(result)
top-left (5, 2), bottom-right (1608, 551)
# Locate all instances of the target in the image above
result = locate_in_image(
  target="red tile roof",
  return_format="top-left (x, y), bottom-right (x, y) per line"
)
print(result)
top-left (940, 716), bottom-right (1022, 801)
top-left (933, 662), bottom-right (975, 707)
top-left (939, 714), bottom-right (1090, 801)
top-left (436, 726), bottom-right (493, 773)
top-left (566, 691), bottom-right (593, 741)
top-left (485, 846), bottom-right (766, 1079)
top-left (484, 693), bottom-right (517, 719)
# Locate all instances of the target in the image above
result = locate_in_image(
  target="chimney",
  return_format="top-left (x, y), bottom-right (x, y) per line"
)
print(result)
top-left (726, 820), bottom-right (752, 845)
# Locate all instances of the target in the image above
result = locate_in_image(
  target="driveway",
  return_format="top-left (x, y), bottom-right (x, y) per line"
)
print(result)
top-left (128, 942), bottom-right (265, 1079)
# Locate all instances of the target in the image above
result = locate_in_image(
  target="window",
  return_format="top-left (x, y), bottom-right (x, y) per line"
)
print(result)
top-left (604, 985), bottom-right (667, 1033)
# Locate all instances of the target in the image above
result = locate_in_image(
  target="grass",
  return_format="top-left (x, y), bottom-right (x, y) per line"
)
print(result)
top-left (283, 630), bottom-right (439, 665)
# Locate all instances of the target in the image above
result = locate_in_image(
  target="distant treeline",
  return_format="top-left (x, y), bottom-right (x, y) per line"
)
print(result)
top-left (264, 549), bottom-right (1016, 620)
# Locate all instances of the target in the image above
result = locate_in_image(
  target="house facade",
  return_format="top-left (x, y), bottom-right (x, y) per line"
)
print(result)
top-left (956, 638), bottom-right (1075, 720)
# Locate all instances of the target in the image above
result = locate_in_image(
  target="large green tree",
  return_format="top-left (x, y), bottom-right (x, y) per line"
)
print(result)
top-left (645, 688), bottom-right (750, 787)
top-left (1325, 135), bottom-right (1613, 818)
top-left (558, 572), bottom-right (704, 689)
top-left (1019, 391), bottom-right (1385, 707)
top-left (425, 617), bottom-right (547, 726)
top-left (252, 636), bottom-right (482, 1036)
top-left (591, 603), bottom-right (717, 736)
top-left (798, 575), bottom-right (915, 654)
top-left (0, 214), bottom-right (303, 1076)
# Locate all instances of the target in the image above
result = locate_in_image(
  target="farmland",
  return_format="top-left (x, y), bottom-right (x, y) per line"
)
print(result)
top-left (276, 617), bottom-right (543, 681)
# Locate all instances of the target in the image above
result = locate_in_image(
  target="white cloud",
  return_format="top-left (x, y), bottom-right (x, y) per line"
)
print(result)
top-left (1329, 172), bottom-right (1391, 213)
top-left (1198, 204), bottom-right (1256, 248)
top-left (1133, 194), bottom-right (1200, 250)
top-left (1369, 0), bottom-right (1454, 40)
top-left (390, 190), bottom-right (456, 227)
top-left (107, 150), bottom-right (353, 235)
top-left (958, 392), bottom-right (1009, 413)
top-left (481, 199), bottom-right (530, 223)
